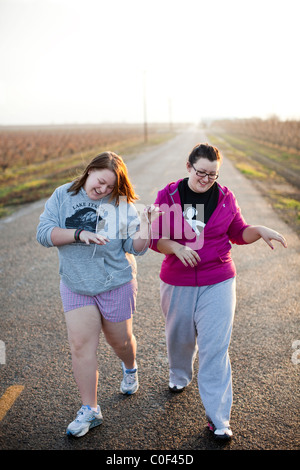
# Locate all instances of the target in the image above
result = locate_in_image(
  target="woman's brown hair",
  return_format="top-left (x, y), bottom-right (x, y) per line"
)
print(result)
top-left (188, 143), bottom-right (222, 164)
top-left (68, 151), bottom-right (138, 206)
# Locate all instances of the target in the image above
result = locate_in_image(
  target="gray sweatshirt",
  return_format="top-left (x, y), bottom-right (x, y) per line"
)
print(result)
top-left (36, 182), bottom-right (147, 295)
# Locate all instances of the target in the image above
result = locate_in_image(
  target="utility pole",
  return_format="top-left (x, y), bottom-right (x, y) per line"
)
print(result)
top-left (143, 71), bottom-right (148, 143)
top-left (169, 98), bottom-right (173, 132)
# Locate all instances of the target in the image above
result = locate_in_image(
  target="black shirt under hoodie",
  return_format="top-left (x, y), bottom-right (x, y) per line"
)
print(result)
top-left (178, 178), bottom-right (219, 235)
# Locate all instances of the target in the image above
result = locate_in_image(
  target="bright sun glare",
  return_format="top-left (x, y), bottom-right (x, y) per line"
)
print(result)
top-left (0, 0), bottom-right (299, 125)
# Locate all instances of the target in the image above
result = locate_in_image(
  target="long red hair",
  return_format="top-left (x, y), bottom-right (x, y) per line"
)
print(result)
top-left (68, 151), bottom-right (138, 205)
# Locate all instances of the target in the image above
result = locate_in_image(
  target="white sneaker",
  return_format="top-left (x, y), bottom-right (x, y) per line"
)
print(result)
top-left (66, 405), bottom-right (103, 437)
top-left (120, 362), bottom-right (139, 394)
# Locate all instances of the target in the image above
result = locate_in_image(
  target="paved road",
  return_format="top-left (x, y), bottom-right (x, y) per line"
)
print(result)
top-left (0, 128), bottom-right (299, 453)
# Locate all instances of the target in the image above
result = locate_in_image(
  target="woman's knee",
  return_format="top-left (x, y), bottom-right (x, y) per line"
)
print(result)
top-left (65, 306), bottom-right (102, 357)
top-left (68, 332), bottom-right (99, 358)
top-left (102, 318), bottom-right (135, 349)
top-left (108, 333), bottom-right (135, 354)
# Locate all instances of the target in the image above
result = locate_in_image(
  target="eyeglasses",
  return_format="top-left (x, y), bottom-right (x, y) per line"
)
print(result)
top-left (192, 164), bottom-right (219, 180)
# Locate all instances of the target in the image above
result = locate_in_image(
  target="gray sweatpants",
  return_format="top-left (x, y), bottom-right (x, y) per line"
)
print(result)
top-left (160, 277), bottom-right (236, 429)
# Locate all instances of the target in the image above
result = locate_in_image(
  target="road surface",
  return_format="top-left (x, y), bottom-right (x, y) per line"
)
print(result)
top-left (0, 128), bottom-right (299, 453)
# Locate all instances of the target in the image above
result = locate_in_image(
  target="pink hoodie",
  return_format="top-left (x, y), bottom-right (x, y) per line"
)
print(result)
top-left (150, 180), bottom-right (249, 286)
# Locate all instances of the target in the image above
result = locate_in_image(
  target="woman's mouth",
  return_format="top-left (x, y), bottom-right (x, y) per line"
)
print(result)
top-left (198, 180), bottom-right (209, 186)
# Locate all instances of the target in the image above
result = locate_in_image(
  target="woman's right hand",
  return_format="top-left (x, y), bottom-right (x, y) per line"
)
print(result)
top-left (79, 230), bottom-right (109, 245)
top-left (173, 244), bottom-right (201, 267)
top-left (51, 227), bottom-right (109, 246)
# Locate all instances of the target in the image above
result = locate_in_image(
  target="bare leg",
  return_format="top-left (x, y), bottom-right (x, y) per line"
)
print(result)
top-left (101, 316), bottom-right (136, 369)
top-left (64, 305), bottom-right (101, 408)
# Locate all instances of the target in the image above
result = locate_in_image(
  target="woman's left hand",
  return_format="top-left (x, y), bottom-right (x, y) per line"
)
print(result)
top-left (258, 226), bottom-right (288, 249)
top-left (143, 204), bottom-right (164, 224)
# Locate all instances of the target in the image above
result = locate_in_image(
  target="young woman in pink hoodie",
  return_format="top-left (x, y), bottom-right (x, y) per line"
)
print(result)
top-left (150, 143), bottom-right (287, 441)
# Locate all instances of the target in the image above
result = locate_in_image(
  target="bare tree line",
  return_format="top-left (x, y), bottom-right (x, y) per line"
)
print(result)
top-left (213, 117), bottom-right (300, 152)
top-left (0, 125), bottom-right (146, 171)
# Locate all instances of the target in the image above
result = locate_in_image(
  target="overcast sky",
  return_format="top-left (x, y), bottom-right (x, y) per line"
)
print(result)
top-left (0, 0), bottom-right (299, 125)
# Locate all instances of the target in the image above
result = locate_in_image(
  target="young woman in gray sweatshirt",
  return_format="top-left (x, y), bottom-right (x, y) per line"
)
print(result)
top-left (37, 151), bottom-right (159, 437)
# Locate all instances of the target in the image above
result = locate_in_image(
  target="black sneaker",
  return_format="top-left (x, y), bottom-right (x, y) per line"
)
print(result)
top-left (207, 418), bottom-right (233, 441)
top-left (168, 382), bottom-right (185, 393)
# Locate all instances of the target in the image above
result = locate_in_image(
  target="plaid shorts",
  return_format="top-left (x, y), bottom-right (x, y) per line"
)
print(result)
top-left (60, 279), bottom-right (137, 322)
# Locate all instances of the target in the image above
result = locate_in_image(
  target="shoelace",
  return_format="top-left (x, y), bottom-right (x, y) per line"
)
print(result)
top-left (124, 370), bottom-right (137, 386)
top-left (75, 407), bottom-right (95, 423)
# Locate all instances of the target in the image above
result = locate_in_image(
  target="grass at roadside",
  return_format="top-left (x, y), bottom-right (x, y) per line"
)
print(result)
top-left (0, 129), bottom-right (175, 218)
top-left (207, 131), bottom-right (300, 238)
